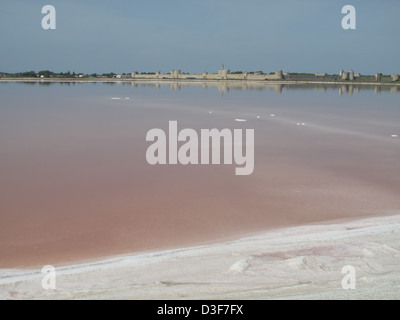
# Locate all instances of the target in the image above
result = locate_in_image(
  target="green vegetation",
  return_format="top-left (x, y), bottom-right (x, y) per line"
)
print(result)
top-left (102, 72), bottom-right (116, 78)
top-left (38, 70), bottom-right (55, 77)
top-left (0, 70), bottom-right (126, 78)
top-left (0, 71), bottom-right (37, 78)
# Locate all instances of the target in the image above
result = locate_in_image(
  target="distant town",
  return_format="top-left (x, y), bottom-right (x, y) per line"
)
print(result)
top-left (1, 66), bottom-right (399, 83)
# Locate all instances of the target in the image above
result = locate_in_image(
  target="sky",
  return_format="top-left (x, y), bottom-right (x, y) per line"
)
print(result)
top-left (1, 0), bottom-right (399, 75)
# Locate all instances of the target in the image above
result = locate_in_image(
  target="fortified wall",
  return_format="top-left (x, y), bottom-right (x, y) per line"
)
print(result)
top-left (284, 70), bottom-right (399, 83)
top-left (131, 68), bottom-right (284, 81)
top-left (130, 68), bottom-right (399, 83)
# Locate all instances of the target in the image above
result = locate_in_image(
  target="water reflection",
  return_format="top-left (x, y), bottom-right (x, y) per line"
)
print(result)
top-left (128, 81), bottom-right (399, 95)
top-left (2, 80), bottom-right (399, 95)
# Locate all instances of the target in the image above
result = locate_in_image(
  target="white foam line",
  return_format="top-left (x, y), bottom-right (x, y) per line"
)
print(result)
top-left (266, 114), bottom-right (397, 142)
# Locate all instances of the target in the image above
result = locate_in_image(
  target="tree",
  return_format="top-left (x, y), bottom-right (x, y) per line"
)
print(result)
top-left (38, 70), bottom-right (54, 77)
top-left (22, 71), bottom-right (37, 77)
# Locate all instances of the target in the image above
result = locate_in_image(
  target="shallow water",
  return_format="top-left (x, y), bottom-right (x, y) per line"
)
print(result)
top-left (0, 81), bottom-right (399, 268)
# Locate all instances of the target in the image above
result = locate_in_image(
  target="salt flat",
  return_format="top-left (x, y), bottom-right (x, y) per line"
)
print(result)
top-left (1, 214), bottom-right (399, 300)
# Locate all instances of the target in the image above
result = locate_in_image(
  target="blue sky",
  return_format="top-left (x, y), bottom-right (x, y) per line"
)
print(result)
top-left (1, 0), bottom-right (399, 74)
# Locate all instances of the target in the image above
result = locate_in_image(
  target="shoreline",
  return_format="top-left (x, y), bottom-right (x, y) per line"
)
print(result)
top-left (0, 212), bottom-right (384, 270)
top-left (1, 214), bottom-right (399, 299)
top-left (1, 77), bottom-right (400, 86)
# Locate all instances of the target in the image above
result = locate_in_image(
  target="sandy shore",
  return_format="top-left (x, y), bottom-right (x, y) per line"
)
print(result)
top-left (1, 214), bottom-right (399, 300)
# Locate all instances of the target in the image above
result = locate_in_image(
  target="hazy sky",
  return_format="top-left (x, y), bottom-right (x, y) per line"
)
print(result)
top-left (1, 0), bottom-right (399, 74)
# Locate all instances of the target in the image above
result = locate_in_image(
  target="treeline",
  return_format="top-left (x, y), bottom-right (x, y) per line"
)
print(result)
top-left (0, 71), bottom-right (131, 78)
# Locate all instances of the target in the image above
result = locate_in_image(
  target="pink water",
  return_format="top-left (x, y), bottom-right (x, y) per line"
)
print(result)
top-left (0, 81), bottom-right (399, 268)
